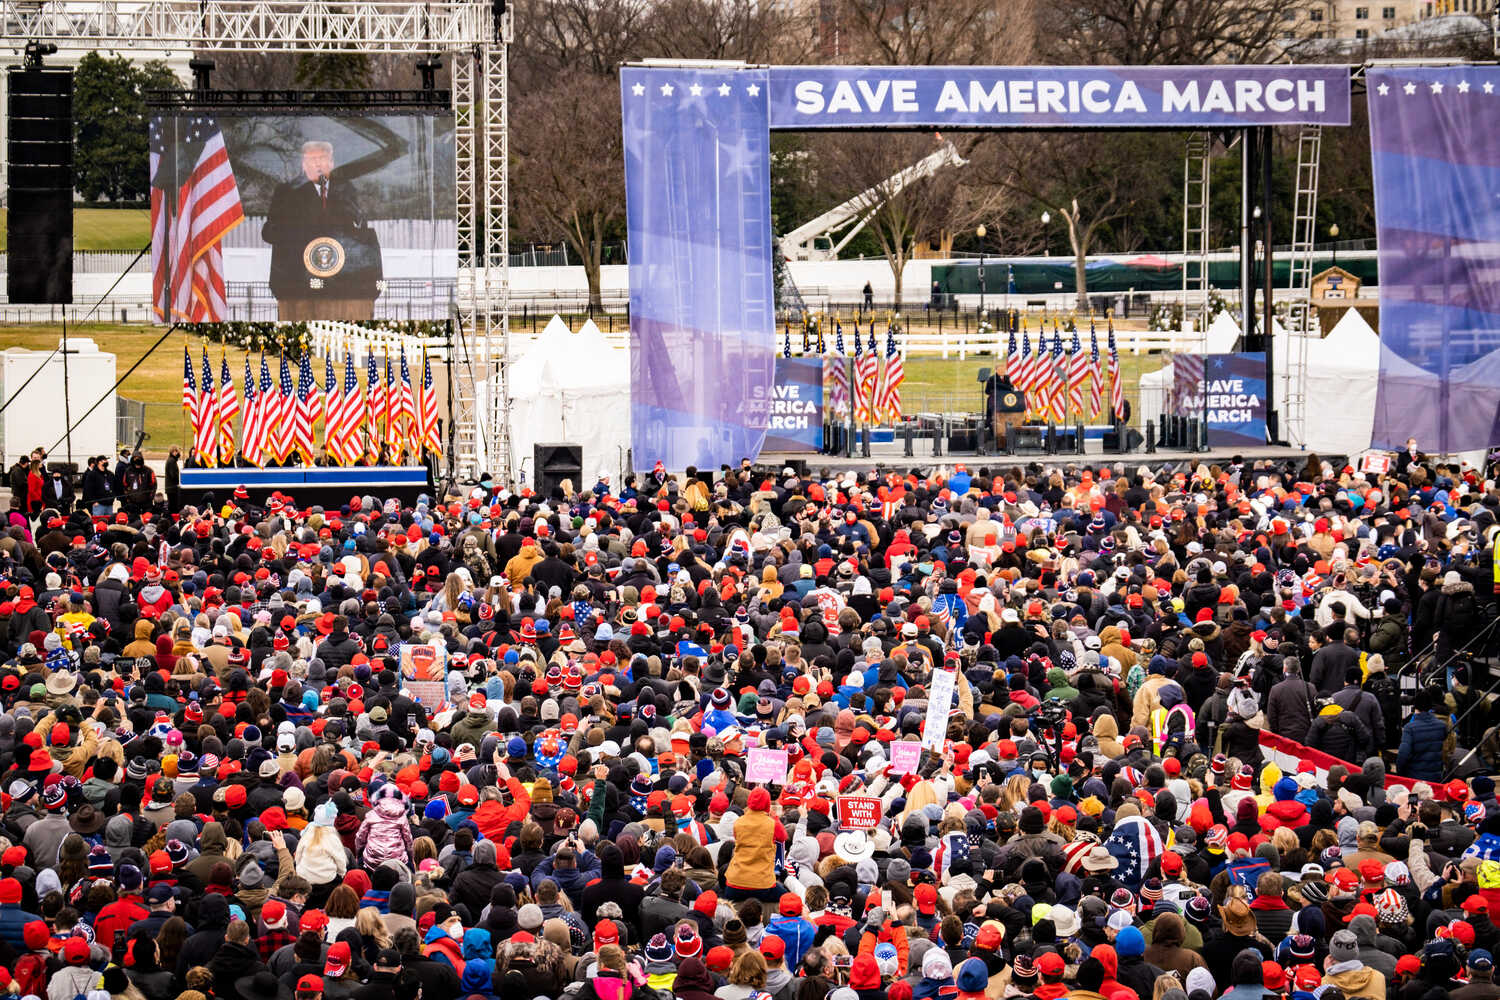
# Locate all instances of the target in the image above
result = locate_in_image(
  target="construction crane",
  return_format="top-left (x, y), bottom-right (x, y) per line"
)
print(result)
top-left (778, 141), bottom-right (968, 262)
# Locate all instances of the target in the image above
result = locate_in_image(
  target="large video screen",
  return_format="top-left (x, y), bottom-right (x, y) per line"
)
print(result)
top-left (149, 109), bottom-right (455, 323)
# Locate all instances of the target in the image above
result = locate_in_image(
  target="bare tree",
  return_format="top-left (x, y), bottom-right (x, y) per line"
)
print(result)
top-left (511, 75), bottom-right (624, 310)
top-left (1041, 0), bottom-right (1302, 65)
top-left (814, 133), bottom-right (975, 310)
top-left (645, 0), bottom-right (814, 63)
top-left (834, 0), bottom-right (1037, 66)
top-left (510, 0), bottom-right (655, 85)
top-left (976, 132), bottom-right (1174, 310)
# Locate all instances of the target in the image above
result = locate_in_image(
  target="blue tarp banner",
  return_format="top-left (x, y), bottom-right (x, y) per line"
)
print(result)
top-left (767, 66), bottom-right (1351, 130)
top-left (762, 357), bottom-right (824, 453)
top-left (1369, 67), bottom-right (1500, 453)
top-left (622, 66), bottom-right (776, 471)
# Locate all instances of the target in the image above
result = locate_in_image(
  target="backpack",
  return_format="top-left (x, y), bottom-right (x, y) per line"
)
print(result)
top-left (13, 953), bottom-right (45, 999)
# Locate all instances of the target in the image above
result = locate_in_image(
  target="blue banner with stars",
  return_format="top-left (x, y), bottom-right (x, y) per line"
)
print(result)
top-left (1178, 353), bottom-right (1267, 447)
top-left (1369, 67), bottom-right (1500, 454)
top-left (622, 66), bottom-right (776, 472)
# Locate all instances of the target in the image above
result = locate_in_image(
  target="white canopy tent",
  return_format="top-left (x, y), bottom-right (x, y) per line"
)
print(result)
top-left (1301, 309), bottom-right (1381, 456)
top-left (510, 316), bottom-right (631, 488)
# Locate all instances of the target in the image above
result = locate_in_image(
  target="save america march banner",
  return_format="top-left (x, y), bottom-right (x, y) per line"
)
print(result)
top-left (1174, 353), bottom-right (1269, 447)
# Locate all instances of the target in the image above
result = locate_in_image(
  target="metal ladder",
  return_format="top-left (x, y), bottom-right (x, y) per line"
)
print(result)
top-left (1181, 132), bottom-right (1212, 335)
top-left (1282, 124), bottom-right (1322, 449)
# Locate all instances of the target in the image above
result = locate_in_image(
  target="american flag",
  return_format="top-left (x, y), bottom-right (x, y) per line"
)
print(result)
top-left (877, 323), bottom-right (904, 422)
top-left (1017, 324), bottom-right (1035, 400)
top-left (367, 351), bottom-right (385, 461)
top-left (420, 349), bottom-right (442, 455)
top-left (323, 353), bottom-right (338, 449)
top-left (1171, 352), bottom-right (1205, 418)
top-left (255, 356), bottom-right (275, 463)
top-left (1006, 324), bottom-right (1019, 384)
top-left (181, 346), bottom-right (197, 416)
top-left (855, 321), bottom-right (880, 424)
top-left (1050, 328), bottom-right (1067, 424)
top-left (1109, 316), bottom-right (1125, 420)
top-left (383, 354), bottom-right (401, 458)
top-left (294, 354), bottom-right (317, 462)
top-left (271, 356), bottom-right (295, 463)
top-left (194, 348), bottom-right (218, 465)
top-left (1067, 329), bottom-right (1087, 420)
top-left (826, 323), bottom-right (850, 416)
top-left (159, 116), bottom-right (243, 322)
top-left (397, 348), bottom-right (417, 458)
top-left (1089, 320), bottom-right (1104, 419)
top-left (216, 355), bottom-right (239, 465)
top-left (150, 120), bottom-right (173, 321)
top-left (242, 356), bottom-right (265, 468)
top-left (332, 351), bottom-right (362, 465)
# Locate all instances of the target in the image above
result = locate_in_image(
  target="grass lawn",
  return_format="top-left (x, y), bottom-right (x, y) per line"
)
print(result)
top-left (0, 322), bottom-right (1174, 456)
top-left (0, 208), bottom-right (151, 252)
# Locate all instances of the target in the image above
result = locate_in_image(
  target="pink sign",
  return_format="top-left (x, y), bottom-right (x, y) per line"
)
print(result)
top-left (889, 741), bottom-right (922, 775)
top-left (746, 747), bottom-right (789, 784)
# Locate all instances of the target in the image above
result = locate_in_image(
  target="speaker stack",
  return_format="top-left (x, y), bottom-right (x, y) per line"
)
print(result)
top-left (533, 443), bottom-right (583, 497)
top-left (7, 64), bottom-right (73, 304)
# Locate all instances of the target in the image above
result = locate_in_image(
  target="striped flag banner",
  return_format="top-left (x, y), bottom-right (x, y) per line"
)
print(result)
top-left (242, 356), bottom-right (264, 468)
top-left (1109, 317), bottom-right (1125, 420)
top-left (294, 353), bottom-right (317, 462)
top-left (420, 349), bottom-right (442, 456)
top-left (1050, 329), bottom-right (1068, 424)
top-left (877, 323), bottom-right (904, 422)
top-left (398, 348), bottom-right (418, 459)
top-left (271, 356), bottom-right (295, 463)
top-left (216, 355), bottom-right (239, 466)
top-left (322, 352), bottom-right (338, 453)
top-left (1067, 329), bottom-right (1087, 420)
top-left (383, 354), bottom-right (401, 459)
top-left (1171, 352), bottom-right (1205, 417)
top-left (195, 348), bottom-right (218, 466)
top-left (181, 346), bottom-right (197, 415)
top-left (366, 351), bottom-right (385, 462)
top-left (165, 115), bottom-right (244, 322)
top-left (1088, 320), bottom-right (1103, 420)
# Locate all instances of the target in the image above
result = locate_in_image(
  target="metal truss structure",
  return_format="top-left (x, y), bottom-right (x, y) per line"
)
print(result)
top-left (0, 0), bottom-right (512, 482)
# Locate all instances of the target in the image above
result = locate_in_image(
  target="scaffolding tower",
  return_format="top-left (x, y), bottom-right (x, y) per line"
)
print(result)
top-left (1181, 132), bottom-right (1212, 337)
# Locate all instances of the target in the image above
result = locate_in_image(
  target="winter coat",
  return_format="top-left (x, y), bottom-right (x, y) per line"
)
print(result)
top-left (1326, 961), bottom-right (1386, 1000)
top-left (1307, 707), bottom-right (1374, 765)
top-left (355, 795), bottom-right (414, 868)
top-left (724, 808), bottom-right (779, 891)
top-left (1266, 675), bottom-right (1319, 744)
top-left (764, 914), bottom-right (818, 968)
top-left (1396, 710), bottom-right (1448, 781)
top-left (47, 965), bottom-right (100, 1000)
top-left (1310, 640), bottom-right (1360, 696)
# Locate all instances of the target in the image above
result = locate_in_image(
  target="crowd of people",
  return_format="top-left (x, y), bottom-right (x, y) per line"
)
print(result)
top-left (0, 447), bottom-right (1497, 1000)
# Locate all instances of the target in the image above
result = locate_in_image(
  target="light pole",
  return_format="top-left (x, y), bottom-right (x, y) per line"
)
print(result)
top-left (976, 224), bottom-right (987, 321)
top-left (1040, 211), bottom-right (1051, 258)
top-left (1329, 222), bottom-right (1340, 270)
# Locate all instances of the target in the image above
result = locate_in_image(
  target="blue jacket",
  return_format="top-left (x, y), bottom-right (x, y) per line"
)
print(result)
top-left (0, 903), bottom-right (42, 952)
top-left (1397, 710), bottom-right (1448, 780)
top-left (764, 914), bottom-right (818, 968)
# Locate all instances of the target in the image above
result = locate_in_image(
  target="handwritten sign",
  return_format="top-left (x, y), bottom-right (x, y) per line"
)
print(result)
top-left (404, 680), bottom-right (447, 712)
top-left (923, 669), bottom-right (957, 749)
top-left (1360, 453), bottom-right (1391, 475)
top-left (746, 747), bottom-right (789, 785)
top-left (889, 740), bottom-right (923, 775)
top-left (837, 795), bottom-right (883, 830)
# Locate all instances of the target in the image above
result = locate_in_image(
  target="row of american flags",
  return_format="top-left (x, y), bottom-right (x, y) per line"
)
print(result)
top-left (180, 344), bottom-right (442, 467)
top-left (798, 320), bottom-right (905, 425)
top-left (1007, 315), bottom-right (1127, 424)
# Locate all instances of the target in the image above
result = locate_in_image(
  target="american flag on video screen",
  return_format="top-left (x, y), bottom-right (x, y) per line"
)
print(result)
top-left (159, 115), bottom-right (244, 322)
top-left (1171, 352), bottom-right (1205, 417)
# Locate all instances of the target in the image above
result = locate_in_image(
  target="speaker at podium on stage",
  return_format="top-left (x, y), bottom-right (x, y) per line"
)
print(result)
top-left (982, 363), bottom-right (1026, 449)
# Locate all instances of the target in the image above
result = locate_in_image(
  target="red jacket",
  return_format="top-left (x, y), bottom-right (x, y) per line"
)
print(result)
top-left (471, 777), bottom-right (533, 843)
top-left (93, 895), bottom-right (148, 951)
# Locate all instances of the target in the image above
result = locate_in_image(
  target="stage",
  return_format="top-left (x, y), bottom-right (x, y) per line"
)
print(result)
top-left (179, 465), bottom-right (433, 506)
top-left (760, 442), bottom-right (1324, 474)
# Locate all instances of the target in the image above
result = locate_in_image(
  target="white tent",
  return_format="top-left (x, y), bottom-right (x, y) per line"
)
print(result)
top-left (1301, 309), bottom-right (1381, 456)
top-left (510, 315), bottom-right (630, 487)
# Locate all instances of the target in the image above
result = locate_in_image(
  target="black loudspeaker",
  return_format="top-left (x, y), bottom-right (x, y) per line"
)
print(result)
top-left (534, 443), bottom-right (582, 496)
top-left (7, 67), bottom-right (73, 304)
